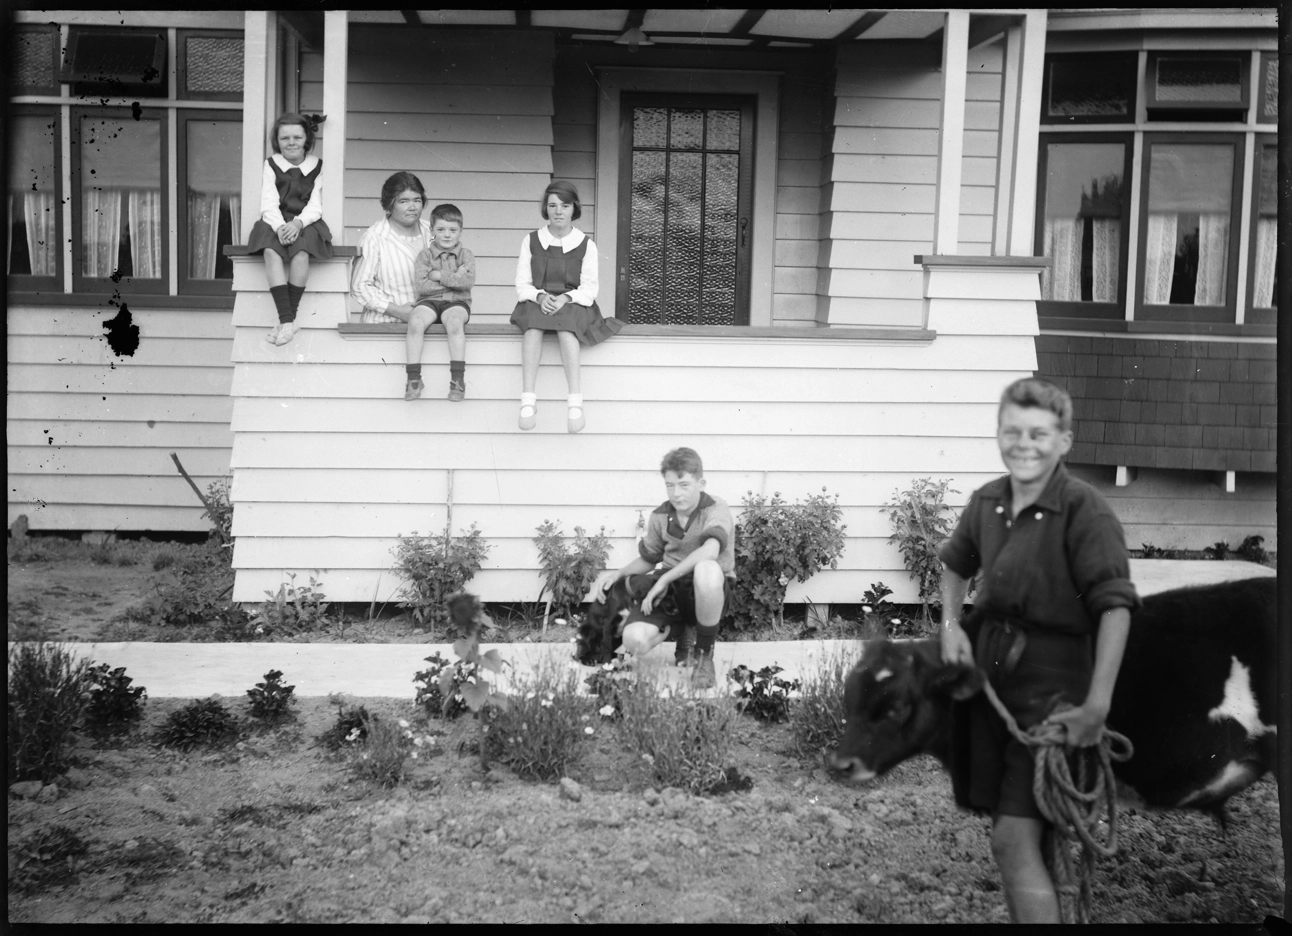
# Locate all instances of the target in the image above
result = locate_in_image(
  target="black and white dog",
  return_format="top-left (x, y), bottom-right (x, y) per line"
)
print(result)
top-left (573, 574), bottom-right (680, 666)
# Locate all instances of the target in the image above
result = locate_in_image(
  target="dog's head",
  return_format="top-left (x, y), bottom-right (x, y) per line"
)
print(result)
top-left (572, 575), bottom-right (679, 666)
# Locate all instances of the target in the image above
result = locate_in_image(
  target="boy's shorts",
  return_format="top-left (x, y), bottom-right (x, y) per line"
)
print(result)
top-left (412, 298), bottom-right (471, 324)
top-left (622, 570), bottom-right (732, 642)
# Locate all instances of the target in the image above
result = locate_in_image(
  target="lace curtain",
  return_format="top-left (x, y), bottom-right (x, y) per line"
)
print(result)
top-left (1042, 217), bottom-right (1119, 302)
top-left (80, 117), bottom-right (162, 279)
top-left (9, 115), bottom-right (58, 276)
top-left (1144, 144), bottom-right (1233, 306)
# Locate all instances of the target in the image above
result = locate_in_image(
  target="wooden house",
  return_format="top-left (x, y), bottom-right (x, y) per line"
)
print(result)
top-left (6, 9), bottom-right (1277, 607)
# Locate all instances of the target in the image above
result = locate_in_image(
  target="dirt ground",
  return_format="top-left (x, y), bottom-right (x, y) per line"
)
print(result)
top-left (6, 697), bottom-right (1283, 925)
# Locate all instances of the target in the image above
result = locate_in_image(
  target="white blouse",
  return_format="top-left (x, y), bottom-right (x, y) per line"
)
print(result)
top-left (515, 226), bottom-right (599, 308)
top-left (260, 153), bottom-right (323, 230)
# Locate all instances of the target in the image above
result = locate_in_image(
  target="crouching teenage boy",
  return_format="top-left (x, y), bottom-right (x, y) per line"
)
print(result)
top-left (594, 447), bottom-right (735, 689)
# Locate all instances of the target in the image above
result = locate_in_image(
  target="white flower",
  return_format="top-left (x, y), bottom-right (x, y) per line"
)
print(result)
top-left (599, 705), bottom-right (615, 717)
top-left (580, 714), bottom-right (591, 721)
top-left (891, 618), bottom-right (902, 626)
top-left (602, 663), bottom-right (615, 671)
top-left (398, 719), bottom-right (410, 729)
top-left (413, 736), bottom-right (424, 747)
top-left (778, 575), bottom-right (789, 587)
top-left (584, 727), bottom-right (594, 735)
top-left (554, 618), bottom-right (567, 626)
top-left (411, 751), bottom-right (419, 759)
top-left (254, 626), bottom-right (264, 634)
top-left (526, 691), bottom-right (537, 701)
top-left (540, 699), bottom-right (553, 708)
top-left (862, 606), bottom-right (873, 614)
top-left (546, 691), bottom-right (556, 700)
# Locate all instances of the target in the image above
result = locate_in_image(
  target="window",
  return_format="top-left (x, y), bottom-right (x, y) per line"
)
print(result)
top-left (1136, 135), bottom-right (1243, 322)
top-left (12, 25), bottom-right (59, 95)
top-left (62, 26), bottom-right (168, 97)
top-left (1248, 137), bottom-right (1277, 324)
top-left (179, 113), bottom-right (243, 292)
top-left (616, 93), bottom-right (755, 325)
top-left (1145, 52), bottom-right (1248, 120)
top-left (71, 108), bottom-right (168, 293)
top-left (1035, 136), bottom-right (1132, 318)
top-left (7, 109), bottom-right (61, 288)
top-left (1256, 53), bottom-right (1278, 123)
top-left (1041, 53), bottom-right (1137, 124)
top-left (178, 30), bottom-right (245, 102)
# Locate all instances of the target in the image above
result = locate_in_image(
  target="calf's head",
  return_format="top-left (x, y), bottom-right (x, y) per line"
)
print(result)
top-left (828, 640), bottom-right (982, 781)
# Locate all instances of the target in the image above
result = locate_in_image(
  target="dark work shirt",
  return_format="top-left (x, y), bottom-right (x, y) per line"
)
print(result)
top-left (939, 463), bottom-right (1140, 636)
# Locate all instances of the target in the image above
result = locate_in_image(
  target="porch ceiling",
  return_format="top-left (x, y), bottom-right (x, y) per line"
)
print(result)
top-left (348, 9), bottom-right (964, 45)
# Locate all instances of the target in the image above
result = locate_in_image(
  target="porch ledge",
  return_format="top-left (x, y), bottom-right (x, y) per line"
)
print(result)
top-left (338, 323), bottom-right (937, 341)
top-left (224, 245), bottom-right (359, 258)
top-left (915, 254), bottom-right (1051, 268)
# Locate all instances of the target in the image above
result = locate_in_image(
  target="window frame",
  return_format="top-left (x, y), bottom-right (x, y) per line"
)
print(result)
top-left (7, 104), bottom-right (64, 292)
top-left (1144, 51), bottom-right (1250, 116)
top-left (11, 24), bottom-right (60, 95)
top-left (1246, 133), bottom-right (1277, 326)
top-left (176, 109), bottom-right (242, 296)
top-left (1256, 52), bottom-right (1278, 123)
top-left (1040, 52), bottom-right (1138, 126)
top-left (177, 28), bottom-right (245, 103)
top-left (70, 105), bottom-right (170, 296)
top-left (61, 25), bottom-right (169, 98)
top-left (1134, 131), bottom-right (1246, 324)
top-left (1033, 131), bottom-right (1135, 321)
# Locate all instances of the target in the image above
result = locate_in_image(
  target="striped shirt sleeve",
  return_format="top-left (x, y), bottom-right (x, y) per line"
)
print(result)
top-left (351, 226), bottom-right (406, 323)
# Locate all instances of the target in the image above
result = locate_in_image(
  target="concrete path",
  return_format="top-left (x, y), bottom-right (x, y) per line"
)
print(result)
top-left (14, 560), bottom-right (1276, 699)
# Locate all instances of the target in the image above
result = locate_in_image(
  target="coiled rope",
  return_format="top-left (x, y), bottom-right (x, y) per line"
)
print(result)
top-left (979, 677), bottom-right (1135, 924)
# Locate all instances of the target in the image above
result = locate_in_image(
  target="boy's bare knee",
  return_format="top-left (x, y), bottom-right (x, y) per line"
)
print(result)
top-left (442, 307), bottom-right (467, 333)
top-left (692, 560), bottom-right (724, 593)
top-left (408, 309), bottom-right (434, 331)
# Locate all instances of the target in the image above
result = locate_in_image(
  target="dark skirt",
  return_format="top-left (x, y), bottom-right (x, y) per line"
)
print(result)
top-left (948, 615), bottom-right (1095, 819)
top-left (510, 299), bottom-right (623, 347)
top-left (245, 218), bottom-right (334, 261)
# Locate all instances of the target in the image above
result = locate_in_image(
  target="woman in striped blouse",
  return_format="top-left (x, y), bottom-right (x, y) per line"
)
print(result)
top-left (352, 172), bottom-right (432, 325)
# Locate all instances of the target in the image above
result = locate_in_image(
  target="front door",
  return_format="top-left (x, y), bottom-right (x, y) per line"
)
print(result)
top-left (616, 94), bottom-right (755, 325)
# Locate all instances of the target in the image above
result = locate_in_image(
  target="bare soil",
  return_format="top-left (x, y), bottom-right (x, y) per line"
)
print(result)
top-left (5, 696), bottom-right (1283, 925)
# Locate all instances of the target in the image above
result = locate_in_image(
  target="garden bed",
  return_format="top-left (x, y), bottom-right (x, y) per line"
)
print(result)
top-left (7, 694), bottom-right (1282, 924)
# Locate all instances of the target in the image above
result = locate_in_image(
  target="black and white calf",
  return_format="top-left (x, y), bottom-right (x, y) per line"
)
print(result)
top-left (828, 576), bottom-right (1277, 814)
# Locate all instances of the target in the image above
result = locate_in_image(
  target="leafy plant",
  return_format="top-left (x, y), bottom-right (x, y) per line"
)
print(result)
top-left (156, 698), bottom-right (237, 751)
top-left (859, 582), bottom-right (927, 639)
top-left (487, 660), bottom-right (590, 781)
top-left (790, 647), bottom-right (860, 759)
top-left (1235, 535), bottom-right (1268, 564)
top-left (318, 698), bottom-right (372, 751)
top-left (203, 476), bottom-right (234, 551)
top-left (730, 488), bottom-right (847, 632)
top-left (1203, 540), bottom-right (1230, 561)
top-left (8, 642), bottom-right (91, 784)
top-left (584, 656), bottom-right (635, 720)
top-left (10, 825), bottom-right (91, 894)
top-left (533, 521), bottom-right (612, 621)
top-left (881, 478), bottom-right (959, 625)
top-left (82, 663), bottom-right (147, 736)
top-left (1139, 542), bottom-right (1167, 559)
top-left (248, 573), bottom-right (330, 637)
top-left (435, 593), bottom-right (510, 769)
top-left (391, 525), bottom-right (491, 631)
top-left (728, 664), bottom-right (801, 723)
top-left (125, 540), bottom-right (236, 631)
top-left (344, 713), bottom-right (436, 788)
top-left (412, 652), bottom-right (478, 720)
top-left (619, 671), bottom-right (740, 794)
top-left (246, 669), bottom-right (296, 721)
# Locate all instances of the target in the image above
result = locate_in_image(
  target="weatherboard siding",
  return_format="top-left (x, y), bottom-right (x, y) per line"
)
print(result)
top-left (7, 307), bottom-right (235, 532)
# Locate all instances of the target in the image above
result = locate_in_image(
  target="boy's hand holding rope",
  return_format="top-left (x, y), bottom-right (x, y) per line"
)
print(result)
top-left (978, 676), bottom-right (1135, 924)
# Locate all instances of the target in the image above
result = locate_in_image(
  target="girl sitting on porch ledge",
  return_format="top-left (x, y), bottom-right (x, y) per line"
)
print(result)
top-left (511, 181), bottom-right (623, 433)
top-left (244, 113), bottom-right (334, 346)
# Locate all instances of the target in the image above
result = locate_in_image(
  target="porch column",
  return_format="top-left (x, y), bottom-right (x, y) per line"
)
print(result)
top-left (933, 10), bottom-right (969, 254)
top-left (240, 11), bottom-right (278, 242)
top-left (321, 11), bottom-right (349, 246)
top-left (1006, 9), bottom-right (1048, 256)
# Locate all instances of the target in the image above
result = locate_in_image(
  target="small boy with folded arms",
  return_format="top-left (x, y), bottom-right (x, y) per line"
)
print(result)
top-left (406, 203), bottom-right (475, 401)
top-left (594, 447), bottom-right (735, 689)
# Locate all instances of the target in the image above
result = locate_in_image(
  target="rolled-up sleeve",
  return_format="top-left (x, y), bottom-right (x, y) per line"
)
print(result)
top-left (516, 235), bottom-right (539, 303)
top-left (352, 228), bottom-right (395, 314)
top-left (700, 500), bottom-right (734, 555)
top-left (938, 494), bottom-right (982, 581)
top-left (1067, 495), bottom-right (1141, 618)
top-left (565, 238), bottom-right (599, 307)
top-left (638, 514), bottom-right (666, 566)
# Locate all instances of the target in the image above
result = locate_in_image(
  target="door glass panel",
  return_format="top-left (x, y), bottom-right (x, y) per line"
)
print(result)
top-left (703, 153), bottom-right (739, 322)
top-left (669, 109), bottom-right (703, 150)
top-left (632, 108), bottom-right (667, 148)
top-left (706, 110), bottom-right (741, 150)
top-left (628, 151), bottom-right (665, 322)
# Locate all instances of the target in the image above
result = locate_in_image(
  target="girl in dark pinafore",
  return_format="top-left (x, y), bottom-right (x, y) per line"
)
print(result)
top-left (244, 113), bottom-right (334, 346)
top-left (510, 181), bottom-right (622, 433)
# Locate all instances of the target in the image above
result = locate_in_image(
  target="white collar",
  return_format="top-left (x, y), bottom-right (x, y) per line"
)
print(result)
top-left (271, 153), bottom-right (319, 173)
top-left (537, 226), bottom-right (585, 250)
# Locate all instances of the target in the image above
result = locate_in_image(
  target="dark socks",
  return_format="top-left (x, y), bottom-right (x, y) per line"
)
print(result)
top-left (406, 364), bottom-right (422, 379)
top-left (269, 285), bottom-right (293, 324)
top-left (450, 360), bottom-right (465, 381)
top-left (287, 283), bottom-right (305, 317)
top-left (695, 623), bottom-right (718, 656)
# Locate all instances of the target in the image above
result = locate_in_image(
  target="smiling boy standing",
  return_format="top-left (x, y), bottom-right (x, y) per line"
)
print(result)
top-left (594, 448), bottom-right (735, 689)
top-left (407, 203), bottom-right (475, 401)
top-left (937, 377), bottom-right (1140, 924)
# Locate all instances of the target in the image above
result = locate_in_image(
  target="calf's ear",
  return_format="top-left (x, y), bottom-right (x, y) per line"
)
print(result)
top-left (930, 663), bottom-right (983, 701)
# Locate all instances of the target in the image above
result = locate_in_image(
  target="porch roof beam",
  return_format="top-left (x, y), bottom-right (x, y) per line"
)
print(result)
top-left (1006, 9), bottom-right (1048, 256)
top-left (932, 10), bottom-right (969, 255)
top-left (240, 10), bottom-right (277, 243)
top-left (321, 10), bottom-right (348, 246)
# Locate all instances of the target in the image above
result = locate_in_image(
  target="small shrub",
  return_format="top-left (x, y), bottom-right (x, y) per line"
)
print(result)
top-left (412, 652), bottom-right (478, 720)
top-left (318, 700), bottom-right (372, 751)
top-left (487, 661), bottom-right (590, 781)
top-left (152, 549), bottom-right (178, 571)
top-left (790, 647), bottom-right (858, 759)
top-left (203, 477), bottom-right (234, 550)
top-left (7, 642), bottom-right (91, 784)
top-left (127, 541), bottom-right (236, 630)
top-left (248, 573), bottom-right (330, 637)
top-left (82, 664), bottom-right (147, 736)
top-left (619, 671), bottom-right (740, 794)
top-left (156, 698), bottom-right (237, 751)
top-left (1139, 542), bottom-right (1167, 559)
top-left (246, 670), bottom-right (296, 721)
top-left (1203, 540), bottom-right (1230, 561)
top-left (10, 825), bottom-right (90, 894)
top-left (730, 488), bottom-right (847, 632)
top-left (858, 582), bottom-right (928, 639)
top-left (1235, 535), bottom-right (1268, 564)
top-left (584, 656), bottom-right (634, 720)
top-left (728, 664), bottom-right (801, 723)
top-left (345, 714), bottom-right (410, 788)
top-left (533, 521), bottom-right (612, 621)
top-left (391, 525), bottom-right (491, 631)
top-left (881, 478), bottom-right (959, 625)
